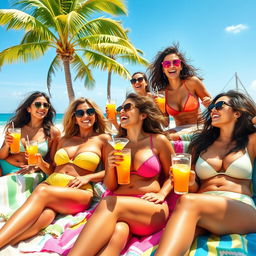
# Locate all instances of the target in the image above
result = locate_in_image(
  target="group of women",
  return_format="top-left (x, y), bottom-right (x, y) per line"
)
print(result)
top-left (0, 44), bottom-right (255, 256)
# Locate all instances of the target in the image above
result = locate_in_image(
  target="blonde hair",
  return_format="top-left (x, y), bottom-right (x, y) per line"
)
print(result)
top-left (63, 97), bottom-right (108, 137)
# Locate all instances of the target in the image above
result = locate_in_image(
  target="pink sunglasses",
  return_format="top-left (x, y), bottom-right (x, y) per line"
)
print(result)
top-left (161, 59), bottom-right (181, 68)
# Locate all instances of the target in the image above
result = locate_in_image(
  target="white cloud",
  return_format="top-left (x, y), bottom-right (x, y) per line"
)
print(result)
top-left (225, 24), bottom-right (248, 34)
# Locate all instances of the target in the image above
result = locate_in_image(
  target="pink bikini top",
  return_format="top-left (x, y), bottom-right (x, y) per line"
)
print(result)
top-left (165, 82), bottom-right (199, 117)
top-left (130, 136), bottom-right (161, 178)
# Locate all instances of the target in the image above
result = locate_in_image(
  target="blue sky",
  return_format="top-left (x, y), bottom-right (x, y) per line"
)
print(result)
top-left (0, 0), bottom-right (256, 113)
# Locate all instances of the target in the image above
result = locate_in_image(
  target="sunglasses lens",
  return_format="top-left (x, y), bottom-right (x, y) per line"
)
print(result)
top-left (75, 110), bottom-right (84, 117)
top-left (123, 103), bottom-right (132, 112)
top-left (215, 102), bottom-right (224, 111)
top-left (162, 61), bottom-right (170, 68)
top-left (137, 77), bottom-right (144, 82)
top-left (116, 106), bottom-right (122, 113)
top-left (86, 108), bottom-right (95, 116)
top-left (173, 59), bottom-right (181, 66)
top-left (34, 102), bottom-right (41, 108)
top-left (130, 78), bottom-right (136, 84)
top-left (43, 103), bottom-right (50, 109)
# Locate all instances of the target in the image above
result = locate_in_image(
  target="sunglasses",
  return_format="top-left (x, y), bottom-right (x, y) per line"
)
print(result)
top-left (74, 108), bottom-right (95, 117)
top-left (208, 101), bottom-right (232, 111)
top-left (116, 103), bottom-right (134, 113)
top-left (130, 77), bottom-right (144, 84)
top-left (161, 59), bottom-right (181, 68)
top-left (34, 102), bottom-right (50, 109)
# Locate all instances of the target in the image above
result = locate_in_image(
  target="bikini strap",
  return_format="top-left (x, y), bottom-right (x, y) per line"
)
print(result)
top-left (183, 81), bottom-right (190, 92)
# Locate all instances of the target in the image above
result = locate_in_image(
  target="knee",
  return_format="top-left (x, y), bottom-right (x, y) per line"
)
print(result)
top-left (97, 196), bottom-right (123, 215)
top-left (115, 222), bottom-right (129, 236)
top-left (32, 183), bottom-right (50, 198)
top-left (176, 194), bottom-right (199, 212)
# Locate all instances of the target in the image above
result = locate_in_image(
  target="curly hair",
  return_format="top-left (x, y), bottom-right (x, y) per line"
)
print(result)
top-left (131, 72), bottom-right (150, 92)
top-left (117, 93), bottom-right (169, 137)
top-left (63, 97), bottom-right (108, 137)
top-left (188, 90), bottom-right (256, 165)
top-left (149, 43), bottom-right (201, 91)
top-left (6, 91), bottom-right (55, 138)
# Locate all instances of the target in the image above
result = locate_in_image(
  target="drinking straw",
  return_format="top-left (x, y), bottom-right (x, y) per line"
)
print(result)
top-left (26, 135), bottom-right (30, 146)
top-left (12, 122), bottom-right (14, 131)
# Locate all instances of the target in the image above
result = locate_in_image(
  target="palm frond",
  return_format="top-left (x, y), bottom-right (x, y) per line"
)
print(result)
top-left (118, 54), bottom-right (149, 66)
top-left (71, 53), bottom-right (95, 89)
top-left (47, 55), bottom-right (61, 96)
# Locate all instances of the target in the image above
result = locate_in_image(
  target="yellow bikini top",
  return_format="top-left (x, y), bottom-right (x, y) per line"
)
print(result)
top-left (54, 148), bottom-right (100, 172)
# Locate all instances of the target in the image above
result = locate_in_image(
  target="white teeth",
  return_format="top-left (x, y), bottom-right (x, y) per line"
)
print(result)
top-left (82, 120), bottom-right (90, 123)
top-left (212, 114), bottom-right (219, 119)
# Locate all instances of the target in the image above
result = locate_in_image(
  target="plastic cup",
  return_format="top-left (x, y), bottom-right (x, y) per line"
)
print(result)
top-left (108, 138), bottom-right (129, 150)
top-left (106, 100), bottom-right (116, 120)
top-left (8, 128), bottom-right (21, 154)
top-left (171, 153), bottom-right (191, 194)
top-left (155, 93), bottom-right (166, 113)
top-left (116, 148), bottom-right (131, 184)
top-left (26, 140), bottom-right (38, 165)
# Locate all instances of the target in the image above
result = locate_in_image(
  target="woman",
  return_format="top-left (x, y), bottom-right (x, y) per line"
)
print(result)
top-left (130, 71), bottom-right (151, 96)
top-left (0, 97), bottom-right (110, 248)
top-left (156, 90), bottom-right (256, 256)
top-left (68, 93), bottom-right (174, 256)
top-left (0, 91), bottom-right (60, 176)
top-left (149, 44), bottom-right (211, 138)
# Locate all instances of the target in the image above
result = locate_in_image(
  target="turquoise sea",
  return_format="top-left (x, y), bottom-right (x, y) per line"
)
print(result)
top-left (0, 113), bottom-right (64, 127)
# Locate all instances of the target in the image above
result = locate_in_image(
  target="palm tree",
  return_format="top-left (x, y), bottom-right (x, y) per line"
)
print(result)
top-left (0, 0), bottom-right (145, 102)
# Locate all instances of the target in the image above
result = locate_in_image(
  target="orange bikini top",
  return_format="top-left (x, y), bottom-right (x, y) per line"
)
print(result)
top-left (165, 83), bottom-right (199, 117)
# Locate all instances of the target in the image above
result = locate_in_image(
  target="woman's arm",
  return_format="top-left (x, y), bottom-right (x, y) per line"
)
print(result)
top-left (0, 130), bottom-right (13, 159)
top-left (49, 126), bottom-right (61, 161)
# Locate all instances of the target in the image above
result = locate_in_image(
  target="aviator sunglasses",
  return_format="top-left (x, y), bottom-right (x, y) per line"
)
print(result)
top-left (34, 102), bottom-right (50, 109)
top-left (208, 101), bottom-right (232, 111)
top-left (161, 59), bottom-right (181, 68)
top-left (130, 77), bottom-right (144, 84)
top-left (74, 108), bottom-right (95, 117)
top-left (116, 103), bottom-right (134, 113)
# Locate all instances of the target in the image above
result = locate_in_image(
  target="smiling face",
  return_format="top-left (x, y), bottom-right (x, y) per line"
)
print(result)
top-left (162, 53), bottom-right (182, 80)
top-left (131, 73), bottom-right (148, 96)
top-left (27, 96), bottom-right (50, 120)
top-left (74, 102), bottom-right (96, 130)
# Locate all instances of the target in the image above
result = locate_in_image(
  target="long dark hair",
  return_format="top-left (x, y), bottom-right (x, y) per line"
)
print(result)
top-left (131, 72), bottom-right (150, 92)
top-left (6, 91), bottom-right (56, 138)
top-left (149, 43), bottom-right (202, 91)
top-left (189, 90), bottom-right (256, 165)
top-left (117, 93), bottom-right (168, 137)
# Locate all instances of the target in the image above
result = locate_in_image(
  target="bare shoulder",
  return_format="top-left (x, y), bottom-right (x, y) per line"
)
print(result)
top-left (50, 126), bottom-right (61, 138)
top-left (153, 133), bottom-right (171, 146)
top-left (187, 76), bottom-right (203, 87)
top-left (97, 133), bottom-right (111, 142)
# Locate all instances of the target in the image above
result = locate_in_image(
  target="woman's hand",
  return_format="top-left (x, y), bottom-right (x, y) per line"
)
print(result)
top-left (4, 131), bottom-right (13, 147)
top-left (68, 176), bottom-right (90, 189)
top-left (202, 96), bottom-right (212, 108)
top-left (107, 150), bottom-right (124, 169)
top-left (141, 192), bottom-right (165, 204)
top-left (17, 165), bottom-right (40, 175)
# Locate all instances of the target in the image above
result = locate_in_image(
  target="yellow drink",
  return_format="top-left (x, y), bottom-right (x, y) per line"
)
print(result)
top-left (26, 142), bottom-right (38, 165)
top-left (114, 142), bottom-right (126, 150)
top-left (172, 164), bottom-right (190, 194)
top-left (8, 128), bottom-right (21, 154)
top-left (116, 148), bottom-right (131, 184)
top-left (106, 102), bottom-right (116, 119)
top-left (155, 96), bottom-right (166, 113)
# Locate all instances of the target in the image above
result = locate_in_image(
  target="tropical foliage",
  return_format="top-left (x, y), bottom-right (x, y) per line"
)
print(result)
top-left (0, 0), bottom-right (148, 102)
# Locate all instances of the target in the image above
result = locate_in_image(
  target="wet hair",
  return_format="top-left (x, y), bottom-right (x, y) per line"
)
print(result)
top-left (63, 97), bottom-right (108, 137)
top-left (149, 43), bottom-right (202, 91)
top-left (6, 91), bottom-right (55, 138)
top-left (117, 93), bottom-right (168, 137)
top-left (189, 90), bottom-right (256, 165)
top-left (132, 72), bottom-right (150, 92)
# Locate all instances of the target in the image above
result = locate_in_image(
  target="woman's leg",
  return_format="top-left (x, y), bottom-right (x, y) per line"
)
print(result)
top-left (68, 196), bottom-right (169, 256)
top-left (97, 222), bottom-right (130, 256)
top-left (0, 183), bottom-right (92, 248)
top-left (155, 193), bottom-right (256, 256)
top-left (9, 208), bottom-right (56, 245)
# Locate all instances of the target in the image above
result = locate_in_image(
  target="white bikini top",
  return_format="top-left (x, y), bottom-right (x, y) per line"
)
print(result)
top-left (195, 149), bottom-right (252, 180)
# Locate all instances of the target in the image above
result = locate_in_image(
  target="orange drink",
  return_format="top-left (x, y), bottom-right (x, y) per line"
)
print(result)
top-left (106, 100), bottom-right (116, 120)
top-left (108, 138), bottom-right (129, 150)
top-left (8, 128), bottom-right (21, 154)
top-left (26, 141), bottom-right (38, 165)
top-left (116, 148), bottom-right (131, 184)
top-left (171, 153), bottom-right (191, 194)
top-left (155, 94), bottom-right (166, 113)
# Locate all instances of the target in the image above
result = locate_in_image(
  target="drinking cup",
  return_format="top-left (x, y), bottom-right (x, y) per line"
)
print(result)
top-left (26, 140), bottom-right (38, 165)
top-left (106, 99), bottom-right (116, 120)
top-left (171, 153), bottom-right (191, 194)
top-left (155, 92), bottom-right (166, 113)
top-left (116, 148), bottom-right (131, 184)
top-left (8, 128), bottom-right (21, 154)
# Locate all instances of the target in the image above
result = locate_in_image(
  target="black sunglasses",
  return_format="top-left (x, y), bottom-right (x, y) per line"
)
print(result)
top-left (116, 103), bottom-right (134, 113)
top-left (208, 101), bottom-right (231, 111)
top-left (130, 77), bottom-right (144, 84)
top-left (74, 108), bottom-right (95, 117)
top-left (34, 102), bottom-right (50, 109)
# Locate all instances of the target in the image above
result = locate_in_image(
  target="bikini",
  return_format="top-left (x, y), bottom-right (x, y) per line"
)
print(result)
top-left (195, 149), bottom-right (255, 208)
top-left (0, 141), bottom-right (49, 176)
top-left (45, 148), bottom-right (101, 192)
top-left (165, 83), bottom-right (199, 117)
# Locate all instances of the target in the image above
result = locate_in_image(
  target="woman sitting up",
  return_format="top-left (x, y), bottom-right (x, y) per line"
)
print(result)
top-left (68, 93), bottom-right (175, 256)
top-left (130, 71), bottom-right (151, 97)
top-left (0, 97), bottom-right (110, 248)
top-left (0, 91), bottom-right (60, 176)
top-left (149, 44), bottom-right (211, 139)
top-left (155, 90), bottom-right (256, 256)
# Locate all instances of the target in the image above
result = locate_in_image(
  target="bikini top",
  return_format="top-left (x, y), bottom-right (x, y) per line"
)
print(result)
top-left (165, 83), bottom-right (199, 117)
top-left (20, 140), bottom-right (49, 157)
top-left (54, 148), bottom-right (100, 172)
top-left (195, 149), bottom-right (252, 180)
top-left (130, 136), bottom-right (161, 178)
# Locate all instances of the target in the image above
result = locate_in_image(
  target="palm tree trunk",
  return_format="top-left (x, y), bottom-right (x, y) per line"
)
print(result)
top-left (107, 70), bottom-right (112, 101)
top-left (62, 57), bottom-right (75, 102)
